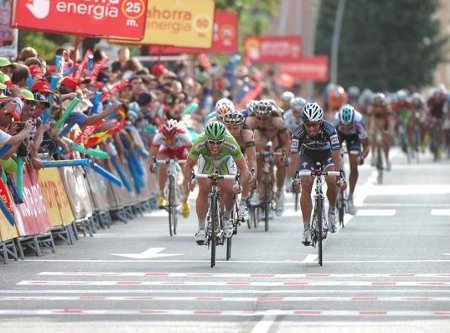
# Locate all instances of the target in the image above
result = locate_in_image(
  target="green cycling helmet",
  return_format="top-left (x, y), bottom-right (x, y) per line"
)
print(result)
top-left (205, 121), bottom-right (227, 140)
top-left (338, 104), bottom-right (354, 125)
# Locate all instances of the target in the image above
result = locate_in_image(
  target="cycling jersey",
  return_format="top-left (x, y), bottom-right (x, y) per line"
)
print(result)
top-left (427, 94), bottom-right (447, 119)
top-left (189, 132), bottom-right (243, 175)
top-left (284, 109), bottom-right (303, 133)
top-left (291, 120), bottom-right (340, 154)
top-left (392, 101), bottom-right (414, 123)
top-left (152, 128), bottom-right (192, 151)
top-left (332, 110), bottom-right (368, 140)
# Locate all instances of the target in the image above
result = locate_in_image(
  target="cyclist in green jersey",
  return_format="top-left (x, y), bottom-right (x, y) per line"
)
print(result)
top-left (182, 122), bottom-right (250, 245)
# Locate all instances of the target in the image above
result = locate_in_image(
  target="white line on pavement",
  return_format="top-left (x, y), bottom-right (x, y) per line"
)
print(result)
top-left (356, 209), bottom-right (396, 216)
top-left (302, 255), bottom-right (318, 263)
top-left (431, 209), bottom-right (450, 216)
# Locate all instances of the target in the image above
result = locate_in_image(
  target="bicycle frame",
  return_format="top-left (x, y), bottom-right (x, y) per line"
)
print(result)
top-left (298, 164), bottom-right (340, 266)
top-left (155, 158), bottom-right (186, 236)
top-left (194, 172), bottom-right (237, 268)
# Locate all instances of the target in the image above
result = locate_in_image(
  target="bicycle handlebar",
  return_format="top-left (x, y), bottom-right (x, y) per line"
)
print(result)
top-left (195, 173), bottom-right (237, 180)
top-left (155, 158), bottom-right (187, 165)
top-left (297, 169), bottom-right (341, 177)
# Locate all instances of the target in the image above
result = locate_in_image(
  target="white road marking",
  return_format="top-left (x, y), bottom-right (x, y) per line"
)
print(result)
top-left (111, 247), bottom-right (183, 259)
top-left (16, 280), bottom-right (450, 287)
top-left (36, 272), bottom-right (450, 278)
top-left (250, 309), bottom-right (278, 333)
top-left (356, 209), bottom-right (396, 216)
top-left (23, 258), bottom-right (450, 264)
top-left (0, 309), bottom-right (448, 317)
top-left (302, 255), bottom-right (318, 263)
top-left (431, 209), bottom-right (450, 216)
top-left (2, 289), bottom-right (450, 294)
top-left (1, 296), bottom-right (449, 302)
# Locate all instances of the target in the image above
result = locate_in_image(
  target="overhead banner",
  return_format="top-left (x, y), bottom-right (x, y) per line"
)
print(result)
top-left (148, 11), bottom-right (237, 54)
top-left (280, 56), bottom-right (329, 82)
top-left (110, 0), bottom-right (215, 49)
top-left (11, 0), bottom-right (148, 39)
top-left (244, 35), bottom-right (302, 64)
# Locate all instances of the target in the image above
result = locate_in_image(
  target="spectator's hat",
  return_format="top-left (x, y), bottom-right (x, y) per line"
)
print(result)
top-left (33, 92), bottom-right (50, 107)
top-left (0, 57), bottom-right (16, 69)
top-left (0, 72), bottom-right (12, 87)
top-left (31, 80), bottom-right (53, 94)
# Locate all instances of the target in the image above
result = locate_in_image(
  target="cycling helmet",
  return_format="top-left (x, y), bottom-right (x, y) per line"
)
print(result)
top-left (255, 99), bottom-right (273, 117)
top-left (371, 92), bottom-right (386, 105)
top-left (215, 97), bottom-right (235, 120)
top-left (161, 119), bottom-right (178, 138)
top-left (348, 86), bottom-right (360, 99)
top-left (327, 85), bottom-right (348, 109)
top-left (396, 89), bottom-right (408, 102)
top-left (290, 97), bottom-right (307, 111)
top-left (411, 92), bottom-right (423, 106)
top-left (281, 91), bottom-right (295, 102)
top-left (338, 104), bottom-right (355, 125)
top-left (223, 111), bottom-right (245, 126)
top-left (205, 121), bottom-right (227, 140)
top-left (246, 100), bottom-right (258, 114)
top-left (302, 102), bottom-right (324, 123)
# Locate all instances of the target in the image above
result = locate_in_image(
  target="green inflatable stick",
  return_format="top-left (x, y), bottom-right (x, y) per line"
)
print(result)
top-left (54, 97), bottom-right (81, 129)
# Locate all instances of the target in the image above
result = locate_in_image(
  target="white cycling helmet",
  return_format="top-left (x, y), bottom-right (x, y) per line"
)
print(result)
top-left (281, 91), bottom-right (295, 102)
top-left (290, 97), bottom-right (307, 111)
top-left (215, 97), bottom-right (235, 121)
top-left (302, 102), bottom-right (324, 123)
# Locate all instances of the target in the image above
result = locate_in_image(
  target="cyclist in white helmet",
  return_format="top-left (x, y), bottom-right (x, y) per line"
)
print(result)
top-left (246, 99), bottom-right (291, 216)
top-left (284, 97), bottom-right (307, 133)
top-left (290, 102), bottom-right (347, 245)
top-left (280, 91), bottom-right (295, 111)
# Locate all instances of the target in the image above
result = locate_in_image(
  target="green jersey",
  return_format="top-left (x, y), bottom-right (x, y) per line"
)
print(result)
top-left (189, 132), bottom-right (243, 163)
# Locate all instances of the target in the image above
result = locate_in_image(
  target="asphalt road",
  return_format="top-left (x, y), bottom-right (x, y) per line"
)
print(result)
top-left (1, 147), bottom-right (450, 333)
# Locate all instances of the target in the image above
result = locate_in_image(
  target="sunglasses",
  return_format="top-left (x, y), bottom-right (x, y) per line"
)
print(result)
top-left (304, 122), bottom-right (320, 128)
top-left (207, 139), bottom-right (224, 145)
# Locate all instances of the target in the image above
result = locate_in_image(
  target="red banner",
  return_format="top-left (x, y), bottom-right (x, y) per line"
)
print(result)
top-left (280, 56), bottom-right (329, 82)
top-left (244, 35), bottom-right (302, 64)
top-left (148, 11), bottom-right (238, 54)
top-left (11, 0), bottom-right (147, 39)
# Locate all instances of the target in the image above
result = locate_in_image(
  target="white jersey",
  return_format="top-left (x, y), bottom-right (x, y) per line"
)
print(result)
top-left (284, 109), bottom-right (303, 133)
top-left (151, 129), bottom-right (192, 151)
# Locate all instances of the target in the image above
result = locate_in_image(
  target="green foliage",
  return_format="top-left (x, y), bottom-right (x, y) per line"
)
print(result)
top-left (18, 31), bottom-right (73, 62)
top-left (215, 0), bottom-right (281, 36)
top-left (316, 0), bottom-right (448, 91)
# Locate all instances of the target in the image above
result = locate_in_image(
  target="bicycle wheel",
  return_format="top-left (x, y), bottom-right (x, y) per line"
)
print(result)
top-left (210, 192), bottom-right (218, 268)
top-left (226, 233), bottom-right (232, 260)
top-left (294, 191), bottom-right (299, 212)
top-left (168, 175), bottom-right (175, 236)
top-left (376, 145), bottom-right (383, 185)
top-left (337, 190), bottom-right (345, 228)
top-left (263, 175), bottom-right (270, 232)
top-left (316, 198), bottom-right (323, 266)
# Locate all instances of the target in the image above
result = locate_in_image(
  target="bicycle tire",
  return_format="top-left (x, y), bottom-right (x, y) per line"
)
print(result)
top-left (376, 145), bottom-right (383, 185)
top-left (316, 197), bottom-right (323, 266)
top-left (294, 191), bottom-right (299, 212)
top-left (263, 174), bottom-right (270, 232)
top-left (226, 235), bottom-right (232, 260)
top-left (210, 191), bottom-right (218, 268)
top-left (338, 190), bottom-right (345, 228)
top-left (168, 175), bottom-right (175, 236)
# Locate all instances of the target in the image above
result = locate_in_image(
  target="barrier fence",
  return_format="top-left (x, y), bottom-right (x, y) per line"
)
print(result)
top-left (0, 154), bottom-right (156, 264)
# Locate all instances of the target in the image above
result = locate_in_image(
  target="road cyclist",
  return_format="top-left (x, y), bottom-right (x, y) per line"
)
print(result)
top-left (182, 121), bottom-right (249, 245)
top-left (289, 102), bottom-right (347, 246)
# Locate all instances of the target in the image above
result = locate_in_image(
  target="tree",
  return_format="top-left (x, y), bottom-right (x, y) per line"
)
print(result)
top-left (315, 0), bottom-right (448, 91)
top-left (215, 0), bottom-right (282, 36)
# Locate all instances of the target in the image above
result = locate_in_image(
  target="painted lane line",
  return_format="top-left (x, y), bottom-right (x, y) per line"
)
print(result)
top-left (0, 296), bottom-right (449, 302)
top-left (37, 272), bottom-right (450, 278)
top-left (3, 288), bottom-right (450, 294)
top-left (302, 255), bottom-right (318, 263)
top-left (356, 209), bottom-right (396, 216)
top-left (25, 259), bottom-right (450, 264)
top-left (0, 309), bottom-right (449, 317)
top-left (17, 280), bottom-right (450, 287)
top-left (431, 209), bottom-right (450, 216)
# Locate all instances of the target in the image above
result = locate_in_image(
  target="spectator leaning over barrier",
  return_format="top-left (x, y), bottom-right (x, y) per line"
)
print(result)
top-left (0, 94), bottom-right (33, 160)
